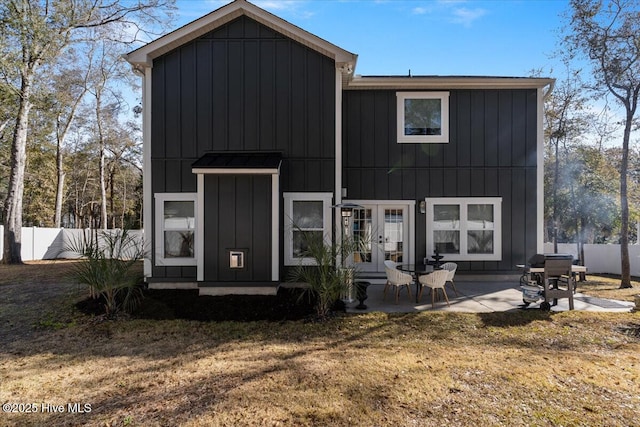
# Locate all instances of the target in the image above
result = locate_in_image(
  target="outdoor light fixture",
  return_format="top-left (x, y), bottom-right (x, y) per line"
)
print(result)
top-left (419, 200), bottom-right (426, 214)
top-left (341, 207), bottom-right (352, 227)
top-left (333, 202), bottom-right (363, 227)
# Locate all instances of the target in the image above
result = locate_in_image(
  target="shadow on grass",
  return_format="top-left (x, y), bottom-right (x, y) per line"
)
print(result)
top-left (477, 309), bottom-right (553, 327)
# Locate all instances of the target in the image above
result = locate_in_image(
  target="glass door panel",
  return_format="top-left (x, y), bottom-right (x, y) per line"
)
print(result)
top-left (383, 208), bottom-right (404, 264)
top-left (352, 208), bottom-right (373, 267)
top-left (350, 204), bottom-right (409, 273)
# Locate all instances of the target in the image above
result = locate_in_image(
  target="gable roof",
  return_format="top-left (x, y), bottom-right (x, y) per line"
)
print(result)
top-left (124, 0), bottom-right (357, 72)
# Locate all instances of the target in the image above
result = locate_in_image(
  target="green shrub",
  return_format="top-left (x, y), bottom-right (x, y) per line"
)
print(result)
top-left (68, 229), bottom-right (145, 317)
top-left (287, 231), bottom-right (359, 319)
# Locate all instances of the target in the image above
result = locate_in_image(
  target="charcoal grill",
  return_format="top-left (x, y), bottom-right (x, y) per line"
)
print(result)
top-left (520, 253), bottom-right (575, 310)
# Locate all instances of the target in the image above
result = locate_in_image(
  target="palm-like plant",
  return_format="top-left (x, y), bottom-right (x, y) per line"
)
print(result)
top-left (288, 230), bottom-right (360, 319)
top-left (67, 229), bottom-right (145, 317)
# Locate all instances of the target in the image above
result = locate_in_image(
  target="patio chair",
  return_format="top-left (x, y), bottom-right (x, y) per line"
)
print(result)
top-left (382, 260), bottom-right (396, 296)
top-left (418, 269), bottom-right (450, 308)
top-left (383, 260), bottom-right (413, 304)
top-left (440, 262), bottom-right (458, 296)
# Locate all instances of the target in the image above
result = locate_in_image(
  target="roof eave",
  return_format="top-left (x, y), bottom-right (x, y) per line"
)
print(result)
top-left (345, 76), bottom-right (556, 90)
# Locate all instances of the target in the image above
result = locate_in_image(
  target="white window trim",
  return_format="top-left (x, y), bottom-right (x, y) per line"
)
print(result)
top-left (425, 197), bottom-right (502, 261)
top-left (397, 91), bottom-right (449, 143)
top-left (284, 192), bottom-right (333, 266)
top-left (154, 193), bottom-right (197, 266)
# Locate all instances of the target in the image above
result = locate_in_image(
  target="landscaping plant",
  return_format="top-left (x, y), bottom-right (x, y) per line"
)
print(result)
top-left (288, 229), bottom-right (361, 319)
top-left (67, 229), bottom-right (145, 317)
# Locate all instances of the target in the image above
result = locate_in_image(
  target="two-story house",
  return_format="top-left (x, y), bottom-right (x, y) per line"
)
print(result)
top-left (124, 0), bottom-right (554, 295)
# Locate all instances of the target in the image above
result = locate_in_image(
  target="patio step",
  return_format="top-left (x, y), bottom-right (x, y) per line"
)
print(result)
top-left (198, 282), bottom-right (279, 296)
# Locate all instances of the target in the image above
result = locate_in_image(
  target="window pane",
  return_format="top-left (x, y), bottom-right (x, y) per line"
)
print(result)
top-left (384, 209), bottom-right (404, 263)
top-left (468, 230), bottom-right (494, 254)
top-left (164, 201), bottom-right (195, 229)
top-left (352, 209), bottom-right (373, 264)
top-left (468, 204), bottom-right (494, 229)
top-left (404, 98), bottom-right (442, 136)
top-left (293, 201), bottom-right (323, 229)
top-left (433, 205), bottom-right (459, 229)
top-left (434, 230), bottom-right (459, 254)
top-left (292, 230), bottom-right (323, 258)
top-left (164, 231), bottom-right (194, 258)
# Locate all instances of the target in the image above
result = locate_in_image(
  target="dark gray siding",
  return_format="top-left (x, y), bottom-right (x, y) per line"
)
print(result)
top-left (150, 16), bottom-right (336, 279)
top-left (204, 174), bottom-right (272, 282)
top-left (343, 89), bottom-right (539, 272)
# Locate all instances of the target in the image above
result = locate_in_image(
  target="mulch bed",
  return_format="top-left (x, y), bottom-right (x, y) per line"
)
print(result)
top-left (76, 287), bottom-right (318, 322)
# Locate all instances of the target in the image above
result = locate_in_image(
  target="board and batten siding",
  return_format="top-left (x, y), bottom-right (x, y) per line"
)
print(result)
top-left (342, 89), bottom-right (539, 272)
top-left (150, 15), bottom-right (337, 280)
top-left (203, 174), bottom-right (272, 283)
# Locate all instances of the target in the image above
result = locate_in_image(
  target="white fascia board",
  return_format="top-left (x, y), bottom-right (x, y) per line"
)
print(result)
top-left (537, 87), bottom-right (545, 254)
top-left (142, 67), bottom-right (153, 278)
top-left (346, 76), bottom-right (556, 90)
top-left (191, 167), bottom-right (280, 175)
top-left (124, 0), bottom-right (356, 69)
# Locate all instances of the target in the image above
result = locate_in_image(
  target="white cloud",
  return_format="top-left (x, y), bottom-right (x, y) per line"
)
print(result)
top-left (254, 0), bottom-right (302, 10)
top-left (254, 0), bottom-right (315, 18)
top-left (412, 7), bottom-right (429, 15)
top-left (450, 7), bottom-right (487, 27)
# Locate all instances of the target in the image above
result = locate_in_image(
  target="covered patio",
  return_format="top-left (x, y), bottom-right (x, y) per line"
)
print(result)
top-left (345, 278), bottom-right (635, 313)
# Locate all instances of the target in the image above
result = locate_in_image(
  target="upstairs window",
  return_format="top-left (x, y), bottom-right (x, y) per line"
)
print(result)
top-left (397, 92), bottom-right (449, 143)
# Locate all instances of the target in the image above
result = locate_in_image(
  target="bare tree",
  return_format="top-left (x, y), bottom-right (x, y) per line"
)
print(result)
top-left (51, 55), bottom-right (92, 227)
top-left (0, 0), bottom-right (174, 264)
top-left (563, 0), bottom-right (640, 288)
top-left (544, 69), bottom-right (594, 277)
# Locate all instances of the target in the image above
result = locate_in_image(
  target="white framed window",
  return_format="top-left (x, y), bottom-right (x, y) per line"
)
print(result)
top-left (397, 91), bottom-right (449, 143)
top-left (284, 192), bottom-right (333, 266)
top-left (154, 193), bottom-right (197, 266)
top-left (426, 197), bottom-right (502, 261)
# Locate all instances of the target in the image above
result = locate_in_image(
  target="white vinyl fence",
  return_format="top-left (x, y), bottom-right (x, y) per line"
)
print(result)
top-left (0, 226), bottom-right (144, 261)
top-left (544, 242), bottom-right (640, 276)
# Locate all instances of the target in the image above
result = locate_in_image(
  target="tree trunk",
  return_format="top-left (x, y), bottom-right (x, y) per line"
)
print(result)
top-left (619, 109), bottom-right (633, 289)
top-left (2, 69), bottom-right (35, 264)
top-left (553, 138), bottom-right (559, 253)
top-left (95, 91), bottom-right (108, 230)
top-left (109, 167), bottom-right (115, 229)
top-left (54, 145), bottom-right (65, 228)
top-left (578, 216), bottom-right (586, 282)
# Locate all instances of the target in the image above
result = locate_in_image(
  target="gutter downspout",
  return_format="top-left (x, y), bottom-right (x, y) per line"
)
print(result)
top-left (537, 80), bottom-right (555, 254)
top-left (335, 67), bottom-right (343, 222)
top-left (334, 62), bottom-right (355, 242)
top-left (130, 63), bottom-right (154, 279)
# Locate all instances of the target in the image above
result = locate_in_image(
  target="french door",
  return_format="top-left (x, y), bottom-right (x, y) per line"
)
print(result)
top-left (347, 202), bottom-right (413, 273)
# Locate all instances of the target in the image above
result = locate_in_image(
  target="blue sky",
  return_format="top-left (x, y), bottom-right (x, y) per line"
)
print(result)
top-left (173, 0), bottom-right (570, 78)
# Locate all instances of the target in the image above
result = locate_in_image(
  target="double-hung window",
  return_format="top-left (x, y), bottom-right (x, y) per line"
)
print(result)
top-left (397, 91), bottom-right (449, 143)
top-left (284, 192), bottom-right (332, 265)
top-left (154, 193), bottom-right (197, 266)
top-left (425, 197), bottom-right (502, 261)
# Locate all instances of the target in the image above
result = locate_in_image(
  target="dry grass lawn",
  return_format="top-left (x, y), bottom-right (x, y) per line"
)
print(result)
top-left (1, 261), bottom-right (639, 426)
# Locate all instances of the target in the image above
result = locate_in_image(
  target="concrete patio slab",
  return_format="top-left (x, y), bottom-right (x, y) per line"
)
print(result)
top-left (345, 280), bottom-right (636, 314)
